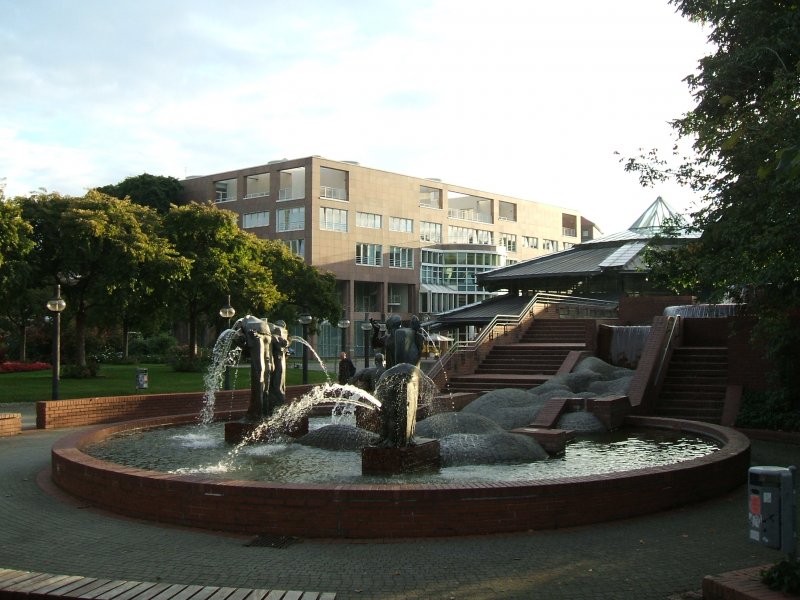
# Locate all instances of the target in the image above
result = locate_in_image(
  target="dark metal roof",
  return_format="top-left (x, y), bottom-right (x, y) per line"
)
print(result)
top-left (478, 197), bottom-right (699, 287)
top-left (435, 294), bottom-right (530, 325)
top-left (478, 245), bottom-right (621, 283)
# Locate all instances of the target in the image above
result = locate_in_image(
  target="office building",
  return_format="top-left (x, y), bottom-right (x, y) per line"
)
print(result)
top-left (180, 156), bottom-right (591, 356)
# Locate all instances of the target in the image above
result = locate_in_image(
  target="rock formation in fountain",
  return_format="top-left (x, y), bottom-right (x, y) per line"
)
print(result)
top-left (297, 353), bottom-right (633, 466)
top-left (458, 356), bottom-right (634, 433)
top-left (297, 423), bottom-right (377, 451)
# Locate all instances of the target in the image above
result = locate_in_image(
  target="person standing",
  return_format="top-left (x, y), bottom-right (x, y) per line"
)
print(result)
top-left (338, 351), bottom-right (356, 384)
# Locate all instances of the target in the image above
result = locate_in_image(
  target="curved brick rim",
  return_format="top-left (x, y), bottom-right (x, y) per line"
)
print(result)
top-left (51, 414), bottom-right (750, 539)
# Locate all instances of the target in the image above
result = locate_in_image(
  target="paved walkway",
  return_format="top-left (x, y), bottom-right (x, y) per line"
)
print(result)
top-left (0, 408), bottom-right (797, 600)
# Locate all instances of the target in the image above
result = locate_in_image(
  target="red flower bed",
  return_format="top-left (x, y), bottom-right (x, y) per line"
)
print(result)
top-left (0, 361), bottom-right (52, 373)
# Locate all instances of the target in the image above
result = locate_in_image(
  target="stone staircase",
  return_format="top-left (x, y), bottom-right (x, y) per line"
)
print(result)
top-left (444, 319), bottom-right (587, 394)
top-left (655, 346), bottom-right (728, 423)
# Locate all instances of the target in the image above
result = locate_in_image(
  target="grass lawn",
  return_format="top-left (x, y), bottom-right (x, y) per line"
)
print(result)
top-left (0, 361), bottom-right (330, 403)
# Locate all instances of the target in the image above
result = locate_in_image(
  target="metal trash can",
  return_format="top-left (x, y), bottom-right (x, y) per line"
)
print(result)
top-left (135, 368), bottom-right (149, 390)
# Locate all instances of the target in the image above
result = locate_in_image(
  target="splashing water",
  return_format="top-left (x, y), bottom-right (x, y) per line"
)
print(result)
top-left (200, 329), bottom-right (242, 425)
top-left (221, 382), bottom-right (382, 467)
top-left (290, 336), bottom-right (332, 383)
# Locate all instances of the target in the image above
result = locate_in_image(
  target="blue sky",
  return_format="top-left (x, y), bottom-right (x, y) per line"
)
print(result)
top-left (0, 0), bottom-right (710, 234)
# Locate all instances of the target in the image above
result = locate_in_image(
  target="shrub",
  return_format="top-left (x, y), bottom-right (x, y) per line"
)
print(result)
top-left (762, 558), bottom-right (800, 594)
top-left (168, 345), bottom-right (208, 372)
top-left (61, 361), bottom-right (100, 379)
top-left (736, 388), bottom-right (800, 431)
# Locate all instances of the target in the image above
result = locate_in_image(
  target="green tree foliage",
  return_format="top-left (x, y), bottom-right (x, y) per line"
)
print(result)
top-left (162, 202), bottom-right (281, 359)
top-left (0, 193), bottom-right (39, 361)
top-left (625, 1), bottom-right (800, 405)
top-left (97, 173), bottom-right (184, 214)
top-left (20, 191), bottom-right (186, 367)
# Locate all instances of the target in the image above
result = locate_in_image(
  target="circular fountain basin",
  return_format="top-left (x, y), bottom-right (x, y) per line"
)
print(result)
top-left (51, 414), bottom-right (750, 539)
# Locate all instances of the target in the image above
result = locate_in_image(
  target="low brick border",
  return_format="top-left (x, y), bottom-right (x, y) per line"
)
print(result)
top-left (703, 565), bottom-right (787, 600)
top-left (0, 413), bottom-right (22, 436)
top-left (50, 415), bottom-right (751, 539)
top-left (36, 385), bottom-right (315, 429)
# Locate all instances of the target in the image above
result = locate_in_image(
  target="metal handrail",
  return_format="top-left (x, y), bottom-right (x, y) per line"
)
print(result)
top-left (427, 292), bottom-right (618, 381)
top-left (653, 315), bottom-right (680, 387)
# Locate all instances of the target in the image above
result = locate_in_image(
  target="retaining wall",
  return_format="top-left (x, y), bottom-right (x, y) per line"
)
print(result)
top-left (36, 385), bottom-right (316, 429)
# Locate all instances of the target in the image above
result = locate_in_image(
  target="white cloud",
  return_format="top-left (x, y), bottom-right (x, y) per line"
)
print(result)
top-left (0, 0), bottom-right (710, 232)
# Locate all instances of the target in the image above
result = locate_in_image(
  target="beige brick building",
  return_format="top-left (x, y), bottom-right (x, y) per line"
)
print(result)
top-left (180, 156), bottom-right (592, 357)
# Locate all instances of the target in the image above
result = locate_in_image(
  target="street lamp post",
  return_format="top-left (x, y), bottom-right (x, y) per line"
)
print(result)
top-left (219, 295), bottom-right (235, 329)
top-left (46, 285), bottom-right (66, 401)
top-left (360, 312), bottom-right (372, 368)
top-left (337, 314), bottom-right (351, 353)
top-left (219, 295), bottom-right (236, 389)
top-left (298, 311), bottom-right (313, 384)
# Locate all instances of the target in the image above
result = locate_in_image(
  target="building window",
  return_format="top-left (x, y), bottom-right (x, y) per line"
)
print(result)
top-left (499, 233), bottom-right (517, 253)
top-left (355, 243), bottom-right (382, 266)
top-left (214, 178), bottom-right (237, 202)
top-left (320, 207), bottom-right (348, 232)
top-left (389, 217), bottom-right (413, 233)
top-left (356, 212), bottom-right (382, 229)
top-left (320, 167), bottom-right (348, 201)
top-left (244, 173), bottom-right (270, 199)
top-left (284, 239), bottom-right (305, 258)
top-left (419, 185), bottom-right (442, 209)
top-left (389, 246), bottom-right (414, 269)
top-left (563, 242), bottom-right (574, 250)
top-left (277, 207), bottom-right (305, 232)
top-left (243, 211), bottom-right (269, 229)
top-left (562, 213), bottom-right (578, 237)
top-left (447, 192), bottom-right (493, 224)
top-left (278, 166), bottom-right (305, 201)
top-left (499, 201), bottom-right (517, 222)
top-left (448, 225), bottom-right (493, 245)
top-left (420, 221), bottom-right (442, 243)
top-left (522, 236), bottom-right (539, 249)
top-left (542, 239), bottom-right (559, 252)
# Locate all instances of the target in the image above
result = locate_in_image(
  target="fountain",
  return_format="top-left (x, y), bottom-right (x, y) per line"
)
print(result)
top-left (49, 314), bottom-right (752, 539)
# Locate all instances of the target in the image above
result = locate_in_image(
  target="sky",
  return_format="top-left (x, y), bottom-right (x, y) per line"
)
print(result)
top-left (0, 0), bottom-right (711, 235)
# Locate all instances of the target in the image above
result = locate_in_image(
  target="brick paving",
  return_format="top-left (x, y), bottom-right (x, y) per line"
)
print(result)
top-left (0, 406), bottom-right (797, 600)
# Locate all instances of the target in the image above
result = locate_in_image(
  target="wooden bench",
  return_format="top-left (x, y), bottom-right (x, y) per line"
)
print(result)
top-left (0, 569), bottom-right (335, 600)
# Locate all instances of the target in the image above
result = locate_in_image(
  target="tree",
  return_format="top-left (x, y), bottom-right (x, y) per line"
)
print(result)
top-left (0, 193), bottom-right (38, 361)
top-left (255, 239), bottom-right (342, 328)
top-left (97, 173), bottom-right (184, 214)
top-left (162, 202), bottom-right (281, 359)
top-left (624, 1), bottom-right (800, 403)
top-left (20, 191), bottom-right (186, 368)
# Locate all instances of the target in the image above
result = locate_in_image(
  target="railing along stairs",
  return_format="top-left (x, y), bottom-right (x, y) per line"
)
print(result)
top-left (427, 293), bottom-right (618, 382)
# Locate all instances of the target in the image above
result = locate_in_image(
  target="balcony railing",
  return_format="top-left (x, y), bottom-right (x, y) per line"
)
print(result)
top-left (562, 227), bottom-right (577, 237)
top-left (244, 191), bottom-right (269, 199)
top-left (279, 188), bottom-right (304, 201)
top-left (448, 208), bottom-right (492, 224)
top-left (320, 186), bottom-right (347, 201)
